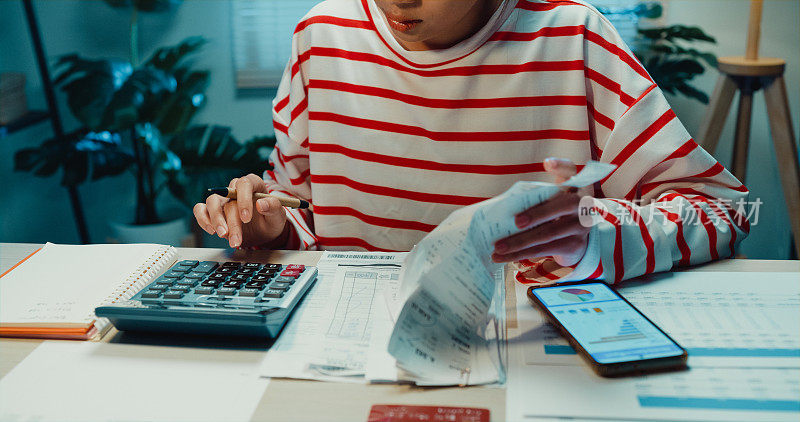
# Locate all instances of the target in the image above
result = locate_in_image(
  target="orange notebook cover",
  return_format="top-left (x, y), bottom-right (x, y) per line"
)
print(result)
top-left (0, 243), bottom-right (176, 340)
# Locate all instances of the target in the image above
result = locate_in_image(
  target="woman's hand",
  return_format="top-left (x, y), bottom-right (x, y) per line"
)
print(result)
top-left (193, 174), bottom-right (289, 248)
top-left (492, 158), bottom-right (590, 266)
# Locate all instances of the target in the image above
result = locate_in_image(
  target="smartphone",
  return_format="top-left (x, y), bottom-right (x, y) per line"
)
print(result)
top-left (527, 281), bottom-right (687, 377)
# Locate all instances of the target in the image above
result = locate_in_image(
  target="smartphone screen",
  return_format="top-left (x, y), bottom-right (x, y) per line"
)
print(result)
top-left (529, 282), bottom-right (685, 365)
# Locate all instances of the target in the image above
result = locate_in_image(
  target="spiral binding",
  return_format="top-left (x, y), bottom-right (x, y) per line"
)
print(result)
top-left (89, 245), bottom-right (178, 319)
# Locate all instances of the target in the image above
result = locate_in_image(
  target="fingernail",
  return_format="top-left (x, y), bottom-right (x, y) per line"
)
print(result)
top-left (241, 209), bottom-right (250, 221)
top-left (516, 215), bottom-right (530, 227)
top-left (205, 225), bottom-right (214, 235)
top-left (256, 200), bottom-right (266, 213)
top-left (216, 225), bottom-right (227, 236)
top-left (230, 234), bottom-right (241, 248)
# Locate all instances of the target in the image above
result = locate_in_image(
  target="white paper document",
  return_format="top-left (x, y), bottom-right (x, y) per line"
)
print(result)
top-left (260, 251), bottom-right (406, 383)
top-left (508, 363), bottom-right (799, 422)
top-left (0, 341), bottom-right (269, 422)
top-left (387, 162), bottom-right (615, 386)
top-left (521, 271), bottom-right (800, 368)
top-left (506, 271), bottom-right (800, 421)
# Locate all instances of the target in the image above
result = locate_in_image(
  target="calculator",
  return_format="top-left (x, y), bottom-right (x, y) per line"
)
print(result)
top-left (95, 260), bottom-right (317, 338)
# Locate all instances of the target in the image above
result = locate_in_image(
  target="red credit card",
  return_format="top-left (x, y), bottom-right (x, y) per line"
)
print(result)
top-left (368, 405), bottom-right (490, 422)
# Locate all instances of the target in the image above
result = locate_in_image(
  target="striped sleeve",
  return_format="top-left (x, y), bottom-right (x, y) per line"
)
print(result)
top-left (565, 84), bottom-right (750, 284)
top-left (263, 23), bottom-right (319, 250)
top-left (517, 4), bottom-right (749, 284)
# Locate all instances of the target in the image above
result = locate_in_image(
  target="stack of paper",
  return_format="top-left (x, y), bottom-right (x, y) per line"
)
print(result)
top-left (0, 243), bottom-right (176, 339)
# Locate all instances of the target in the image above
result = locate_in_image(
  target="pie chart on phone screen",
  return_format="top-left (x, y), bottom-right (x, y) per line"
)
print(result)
top-left (558, 288), bottom-right (595, 302)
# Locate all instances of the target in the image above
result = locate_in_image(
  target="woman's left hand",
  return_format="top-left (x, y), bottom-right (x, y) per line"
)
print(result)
top-left (491, 158), bottom-right (591, 267)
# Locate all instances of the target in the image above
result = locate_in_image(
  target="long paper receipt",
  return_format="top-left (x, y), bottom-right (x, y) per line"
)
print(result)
top-left (387, 161), bottom-right (615, 385)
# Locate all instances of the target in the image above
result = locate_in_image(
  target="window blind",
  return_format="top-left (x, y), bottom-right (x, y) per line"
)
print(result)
top-left (231, 0), bottom-right (322, 89)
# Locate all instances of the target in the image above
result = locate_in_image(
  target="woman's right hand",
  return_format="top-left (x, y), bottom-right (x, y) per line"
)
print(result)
top-left (193, 174), bottom-right (289, 248)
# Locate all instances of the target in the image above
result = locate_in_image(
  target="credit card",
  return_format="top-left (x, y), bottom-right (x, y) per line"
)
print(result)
top-left (368, 404), bottom-right (490, 422)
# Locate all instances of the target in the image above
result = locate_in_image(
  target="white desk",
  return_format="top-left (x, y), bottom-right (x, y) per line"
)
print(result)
top-left (1, 243), bottom-right (797, 421)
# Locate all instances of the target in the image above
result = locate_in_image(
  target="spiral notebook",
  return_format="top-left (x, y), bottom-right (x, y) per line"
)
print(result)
top-left (0, 242), bottom-right (177, 340)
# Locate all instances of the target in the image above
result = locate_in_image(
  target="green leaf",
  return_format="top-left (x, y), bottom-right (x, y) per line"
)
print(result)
top-left (100, 67), bottom-right (177, 130)
top-left (633, 2), bottom-right (663, 19)
top-left (651, 44), bottom-right (675, 54)
top-left (54, 55), bottom-right (133, 129)
top-left (164, 125), bottom-right (276, 207)
top-left (675, 83), bottom-right (710, 104)
top-left (77, 131), bottom-right (134, 180)
top-left (14, 129), bottom-right (134, 187)
top-left (14, 144), bottom-right (60, 177)
top-left (154, 69), bottom-right (210, 135)
top-left (146, 37), bottom-right (206, 72)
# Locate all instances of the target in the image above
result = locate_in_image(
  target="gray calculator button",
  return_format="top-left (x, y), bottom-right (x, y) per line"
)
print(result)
top-left (239, 289), bottom-right (259, 297)
top-left (194, 261), bottom-right (218, 273)
top-left (194, 287), bottom-right (214, 295)
top-left (263, 289), bottom-right (284, 299)
top-left (148, 284), bottom-right (168, 291)
top-left (170, 266), bottom-right (191, 273)
top-left (217, 288), bottom-right (237, 296)
top-left (163, 292), bottom-right (184, 299)
top-left (165, 270), bottom-right (185, 278)
top-left (141, 291), bottom-right (161, 298)
top-left (176, 279), bottom-right (197, 286)
top-left (186, 272), bottom-right (206, 279)
top-left (274, 276), bottom-right (295, 284)
top-left (270, 282), bottom-right (291, 291)
top-left (171, 286), bottom-right (190, 292)
top-left (178, 260), bottom-right (199, 267)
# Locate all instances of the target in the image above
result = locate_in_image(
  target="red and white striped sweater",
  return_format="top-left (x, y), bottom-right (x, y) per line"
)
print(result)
top-left (264, 0), bottom-right (749, 284)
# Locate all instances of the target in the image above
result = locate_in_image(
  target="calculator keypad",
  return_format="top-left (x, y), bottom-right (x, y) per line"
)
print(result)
top-left (133, 261), bottom-right (313, 308)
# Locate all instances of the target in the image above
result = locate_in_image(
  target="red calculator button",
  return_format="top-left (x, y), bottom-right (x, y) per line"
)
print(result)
top-left (280, 269), bottom-right (301, 278)
top-left (286, 264), bottom-right (305, 271)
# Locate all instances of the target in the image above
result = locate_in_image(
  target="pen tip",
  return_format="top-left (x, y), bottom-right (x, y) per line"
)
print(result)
top-left (298, 200), bottom-right (310, 209)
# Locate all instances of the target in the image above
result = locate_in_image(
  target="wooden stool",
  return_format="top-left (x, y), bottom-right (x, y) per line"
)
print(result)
top-left (696, 0), bottom-right (800, 258)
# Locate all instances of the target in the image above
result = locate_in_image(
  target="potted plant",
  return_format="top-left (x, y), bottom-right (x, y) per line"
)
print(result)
top-left (598, 2), bottom-right (718, 104)
top-left (14, 1), bottom-right (275, 245)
